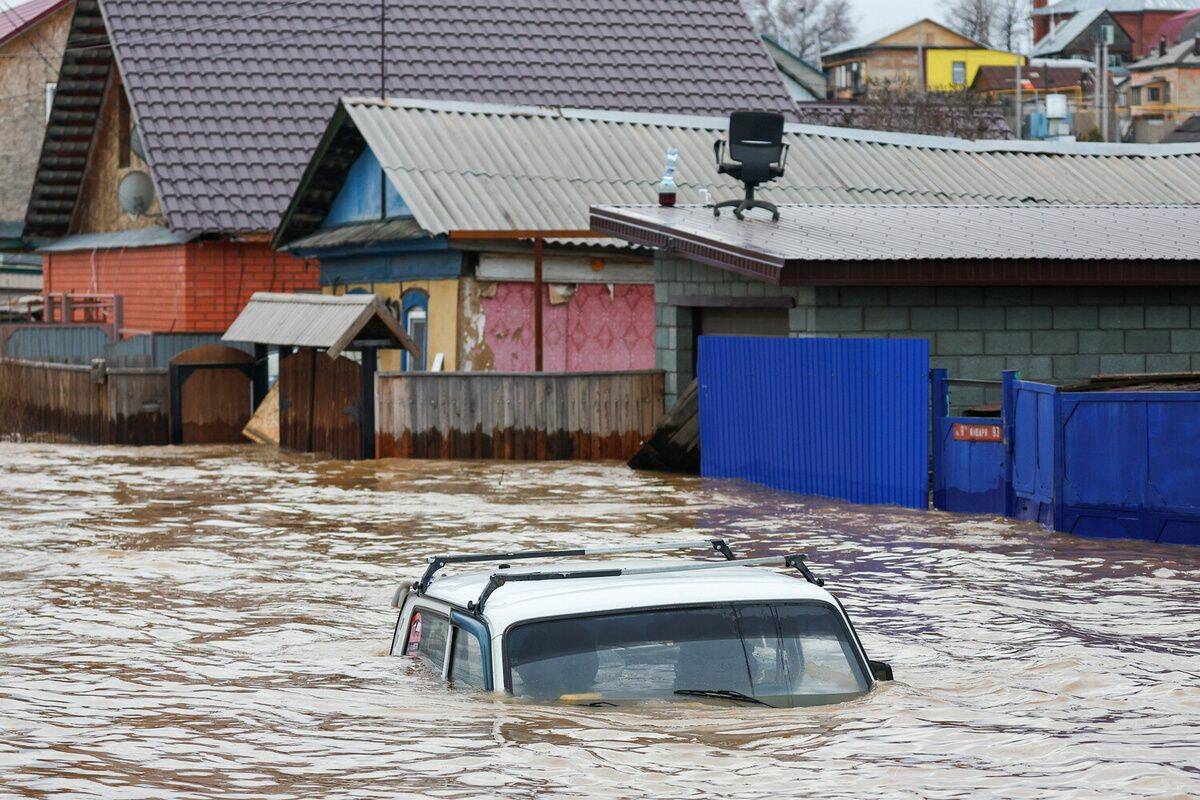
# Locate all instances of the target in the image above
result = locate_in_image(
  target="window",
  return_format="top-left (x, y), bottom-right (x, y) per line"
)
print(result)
top-left (1148, 86), bottom-right (1161, 103)
top-left (450, 627), bottom-right (488, 689)
top-left (405, 609), bottom-right (449, 673)
top-left (952, 61), bottom-right (966, 86)
top-left (401, 289), bottom-right (429, 371)
top-left (44, 82), bottom-right (56, 121)
top-left (505, 602), bottom-right (870, 707)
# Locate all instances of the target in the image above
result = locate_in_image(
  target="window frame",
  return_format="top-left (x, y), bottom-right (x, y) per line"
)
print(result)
top-left (401, 289), bottom-right (430, 371)
top-left (448, 610), bottom-right (494, 690)
top-left (500, 599), bottom-right (872, 698)
top-left (951, 61), bottom-right (967, 86)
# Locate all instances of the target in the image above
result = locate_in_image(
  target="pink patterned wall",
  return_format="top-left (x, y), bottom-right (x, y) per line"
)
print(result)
top-left (480, 283), bottom-right (654, 372)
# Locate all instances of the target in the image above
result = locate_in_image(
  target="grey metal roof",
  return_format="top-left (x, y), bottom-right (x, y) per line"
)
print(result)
top-left (1031, 8), bottom-right (1107, 56)
top-left (276, 97), bottom-right (1200, 249)
top-left (285, 218), bottom-right (432, 252)
top-left (37, 226), bottom-right (197, 253)
top-left (1034, 0), bottom-right (1200, 13)
top-left (590, 203), bottom-right (1200, 263)
top-left (1131, 36), bottom-right (1200, 68)
top-left (222, 292), bottom-right (417, 359)
top-left (26, 0), bottom-right (794, 239)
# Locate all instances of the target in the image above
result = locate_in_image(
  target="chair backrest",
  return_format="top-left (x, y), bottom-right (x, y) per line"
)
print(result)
top-left (727, 111), bottom-right (785, 169)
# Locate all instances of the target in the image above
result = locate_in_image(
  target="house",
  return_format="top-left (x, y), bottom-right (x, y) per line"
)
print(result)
top-left (1163, 113), bottom-right (1200, 138)
top-left (0, 0), bottom-right (72, 237)
top-left (24, 0), bottom-right (793, 338)
top-left (583, 129), bottom-right (1200, 408)
top-left (821, 18), bottom-right (1023, 99)
top-left (1029, 8), bottom-right (1135, 63)
top-left (1032, 0), bottom-right (1200, 58)
top-left (762, 36), bottom-right (827, 101)
top-left (1129, 34), bottom-right (1200, 140)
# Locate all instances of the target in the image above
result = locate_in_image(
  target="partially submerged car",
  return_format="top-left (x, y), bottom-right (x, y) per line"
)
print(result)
top-left (389, 540), bottom-right (893, 708)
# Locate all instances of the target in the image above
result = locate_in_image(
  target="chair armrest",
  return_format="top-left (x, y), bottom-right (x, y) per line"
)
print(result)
top-left (778, 141), bottom-right (790, 170)
top-left (713, 139), bottom-right (725, 168)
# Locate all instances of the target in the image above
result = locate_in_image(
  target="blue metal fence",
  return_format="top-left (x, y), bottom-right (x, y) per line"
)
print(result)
top-left (1006, 377), bottom-right (1059, 528)
top-left (697, 336), bottom-right (930, 509)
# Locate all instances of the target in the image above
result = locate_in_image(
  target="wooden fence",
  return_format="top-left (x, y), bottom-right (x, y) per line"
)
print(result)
top-left (376, 371), bottom-right (665, 460)
top-left (0, 358), bottom-right (170, 445)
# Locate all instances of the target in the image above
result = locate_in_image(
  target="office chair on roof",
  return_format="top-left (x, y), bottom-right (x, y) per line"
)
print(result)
top-left (712, 111), bottom-right (788, 221)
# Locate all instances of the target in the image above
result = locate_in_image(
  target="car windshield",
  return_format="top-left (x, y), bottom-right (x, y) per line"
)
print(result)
top-left (505, 602), bottom-right (870, 708)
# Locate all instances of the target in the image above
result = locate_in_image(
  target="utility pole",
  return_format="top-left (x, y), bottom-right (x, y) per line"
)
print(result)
top-left (1101, 38), bottom-right (1109, 141)
top-left (1093, 40), bottom-right (1101, 133)
top-left (1014, 57), bottom-right (1023, 139)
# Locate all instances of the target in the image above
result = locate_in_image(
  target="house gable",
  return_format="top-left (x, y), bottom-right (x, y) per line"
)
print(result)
top-left (323, 149), bottom-right (410, 229)
top-left (876, 19), bottom-right (982, 49)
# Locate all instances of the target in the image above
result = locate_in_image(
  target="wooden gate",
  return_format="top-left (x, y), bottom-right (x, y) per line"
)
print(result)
top-left (169, 345), bottom-right (255, 444)
top-left (278, 347), bottom-right (364, 459)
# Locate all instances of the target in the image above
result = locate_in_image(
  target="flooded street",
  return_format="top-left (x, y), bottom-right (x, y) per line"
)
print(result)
top-left (0, 442), bottom-right (1197, 799)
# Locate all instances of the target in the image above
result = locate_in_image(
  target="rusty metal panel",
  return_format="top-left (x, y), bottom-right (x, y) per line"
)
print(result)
top-left (376, 371), bottom-right (664, 461)
top-left (169, 345), bottom-right (254, 444)
top-left (0, 325), bottom-right (109, 363)
top-left (278, 348), bottom-right (363, 459)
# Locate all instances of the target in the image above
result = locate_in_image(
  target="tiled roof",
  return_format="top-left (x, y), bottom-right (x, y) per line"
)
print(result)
top-left (275, 98), bottom-right (1200, 250)
top-left (0, 0), bottom-right (68, 45)
top-left (26, 0), bottom-right (793, 238)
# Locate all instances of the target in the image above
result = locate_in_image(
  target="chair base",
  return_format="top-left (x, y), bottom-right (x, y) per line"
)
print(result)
top-left (712, 197), bottom-right (780, 222)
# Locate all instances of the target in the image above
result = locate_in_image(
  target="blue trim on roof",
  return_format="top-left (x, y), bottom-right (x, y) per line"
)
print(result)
top-left (324, 149), bottom-right (410, 227)
top-left (319, 249), bottom-right (463, 286)
top-left (292, 233), bottom-right (449, 260)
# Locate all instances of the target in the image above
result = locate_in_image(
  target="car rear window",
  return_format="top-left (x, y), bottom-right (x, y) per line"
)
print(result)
top-left (505, 602), bottom-right (869, 707)
top-left (406, 609), bottom-right (449, 673)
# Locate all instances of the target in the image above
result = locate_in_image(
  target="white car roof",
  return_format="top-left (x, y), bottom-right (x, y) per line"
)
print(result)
top-left (419, 558), bottom-right (839, 635)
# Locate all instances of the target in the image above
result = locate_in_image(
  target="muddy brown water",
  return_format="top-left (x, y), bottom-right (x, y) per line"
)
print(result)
top-left (0, 442), bottom-right (1197, 799)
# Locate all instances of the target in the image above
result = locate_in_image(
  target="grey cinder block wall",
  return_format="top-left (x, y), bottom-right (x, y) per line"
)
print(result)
top-left (655, 256), bottom-right (1200, 408)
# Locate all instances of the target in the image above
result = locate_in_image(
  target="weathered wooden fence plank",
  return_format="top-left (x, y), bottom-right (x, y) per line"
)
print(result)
top-left (375, 370), bottom-right (664, 461)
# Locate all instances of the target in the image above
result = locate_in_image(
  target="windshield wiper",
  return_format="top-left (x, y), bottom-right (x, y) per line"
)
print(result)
top-left (673, 688), bottom-right (773, 707)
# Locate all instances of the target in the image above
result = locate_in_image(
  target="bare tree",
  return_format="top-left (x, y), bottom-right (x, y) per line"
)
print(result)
top-left (741, 0), bottom-right (857, 62)
top-left (852, 78), bottom-right (1013, 139)
top-left (992, 0), bottom-right (1030, 52)
top-left (943, 0), bottom-right (996, 45)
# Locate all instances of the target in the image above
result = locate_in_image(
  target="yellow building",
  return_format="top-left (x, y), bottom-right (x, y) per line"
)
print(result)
top-left (823, 18), bottom-right (1023, 98)
top-left (926, 48), bottom-right (1025, 90)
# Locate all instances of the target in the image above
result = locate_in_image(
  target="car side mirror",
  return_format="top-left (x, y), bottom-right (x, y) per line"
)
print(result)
top-left (869, 660), bottom-right (894, 682)
top-left (390, 579), bottom-right (414, 609)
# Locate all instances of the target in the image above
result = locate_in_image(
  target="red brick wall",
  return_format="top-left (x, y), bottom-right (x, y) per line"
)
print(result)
top-left (44, 245), bottom-right (190, 333)
top-left (44, 240), bottom-right (317, 333)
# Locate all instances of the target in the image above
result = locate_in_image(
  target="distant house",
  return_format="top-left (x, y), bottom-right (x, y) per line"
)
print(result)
top-left (1129, 34), bottom-right (1200, 140)
top-left (821, 18), bottom-right (1023, 99)
top-left (23, 0), bottom-right (793, 337)
top-left (1163, 113), bottom-right (1200, 139)
top-left (0, 0), bottom-right (72, 238)
top-left (761, 36), bottom-right (827, 100)
top-left (1030, 8), bottom-right (1135, 63)
top-left (1032, 0), bottom-right (1200, 58)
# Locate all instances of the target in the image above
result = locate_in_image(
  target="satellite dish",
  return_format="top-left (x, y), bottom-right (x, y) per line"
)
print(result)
top-left (118, 170), bottom-right (155, 216)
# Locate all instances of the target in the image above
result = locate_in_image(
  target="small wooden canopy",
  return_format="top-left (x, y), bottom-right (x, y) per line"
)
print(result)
top-left (223, 291), bottom-right (419, 359)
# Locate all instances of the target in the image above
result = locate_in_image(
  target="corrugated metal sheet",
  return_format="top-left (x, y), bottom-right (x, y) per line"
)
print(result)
top-left (37, 227), bottom-right (196, 253)
top-left (697, 337), bottom-right (930, 509)
top-left (324, 98), bottom-right (1200, 242)
top-left (287, 218), bottom-right (431, 251)
top-left (223, 291), bottom-right (415, 358)
top-left (591, 203), bottom-right (1200, 263)
top-left (1033, 0), bottom-right (1200, 14)
top-left (1, 326), bottom-right (109, 363)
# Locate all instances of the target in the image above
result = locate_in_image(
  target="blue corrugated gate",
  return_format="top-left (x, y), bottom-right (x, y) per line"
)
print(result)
top-left (931, 370), bottom-right (1006, 515)
top-left (697, 336), bottom-right (929, 509)
top-left (1007, 377), bottom-right (1058, 528)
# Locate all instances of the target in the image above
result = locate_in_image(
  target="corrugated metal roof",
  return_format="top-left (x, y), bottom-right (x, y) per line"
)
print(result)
top-left (591, 203), bottom-right (1200, 263)
top-left (222, 292), bottom-right (417, 358)
top-left (286, 218), bottom-right (431, 252)
top-left (27, 0), bottom-right (794, 239)
top-left (1033, 0), bottom-right (1200, 14)
top-left (1031, 8), bottom-right (1107, 56)
top-left (37, 227), bottom-right (197, 253)
top-left (278, 97), bottom-right (1200, 247)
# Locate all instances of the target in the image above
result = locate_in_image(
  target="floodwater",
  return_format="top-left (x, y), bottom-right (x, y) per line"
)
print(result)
top-left (0, 443), bottom-right (1197, 799)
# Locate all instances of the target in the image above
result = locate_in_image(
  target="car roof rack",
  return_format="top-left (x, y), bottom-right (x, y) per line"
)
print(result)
top-left (467, 553), bottom-right (823, 615)
top-left (414, 538), bottom-right (736, 595)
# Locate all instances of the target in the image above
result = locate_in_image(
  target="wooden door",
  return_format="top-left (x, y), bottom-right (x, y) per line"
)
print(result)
top-left (169, 345), bottom-right (254, 444)
top-left (279, 347), bottom-right (364, 459)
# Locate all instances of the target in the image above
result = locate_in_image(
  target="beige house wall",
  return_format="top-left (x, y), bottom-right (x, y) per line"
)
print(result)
top-left (0, 2), bottom-right (72, 223)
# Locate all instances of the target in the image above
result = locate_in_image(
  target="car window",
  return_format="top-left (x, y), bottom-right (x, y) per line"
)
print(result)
top-left (449, 627), bottom-right (487, 689)
top-left (505, 602), bottom-right (869, 707)
top-left (405, 609), bottom-right (449, 673)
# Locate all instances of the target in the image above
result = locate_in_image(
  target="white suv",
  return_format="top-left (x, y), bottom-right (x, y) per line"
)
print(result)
top-left (389, 540), bottom-right (893, 708)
